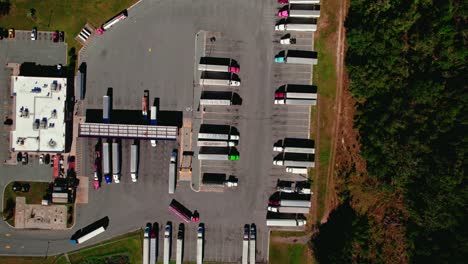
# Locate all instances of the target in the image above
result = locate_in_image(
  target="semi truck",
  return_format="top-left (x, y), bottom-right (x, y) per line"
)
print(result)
top-left (150, 224), bottom-right (157, 264)
top-left (273, 138), bottom-right (315, 154)
top-left (268, 206), bottom-right (310, 214)
top-left (143, 224), bottom-right (150, 264)
top-left (286, 167), bottom-right (308, 174)
top-left (112, 142), bottom-right (120, 183)
top-left (169, 151), bottom-right (177, 194)
top-left (242, 224), bottom-right (249, 264)
top-left (176, 225), bottom-right (183, 264)
top-left (200, 72), bottom-right (241, 86)
top-left (70, 224), bottom-right (106, 244)
top-left (274, 50), bottom-right (318, 65)
top-left (275, 84), bottom-right (318, 99)
top-left (150, 106), bottom-right (157, 125)
top-left (142, 90), bottom-right (149, 118)
top-left (278, 5), bottom-right (321, 18)
top-left (197, 140), bottom-right (236, 147)
top-left (164, 223), bottom-right (171, 264)
top-left (198, 57), bottom-right (240, 73)
top-left (273, 153), bottom-right (315, 167)
top-left (266, 219), bottom-right (306, 227)
top-left (201, 173), bottom-right (238, 187)
top-left (250, 224), bottom-right (256, 264)
top-left (103, 95), bottom-right (110, 123)
top-left (198, 147), bottom-right (239, 161)
top-left (279, 199), bottom-right (311, 207)
top-left (169, 199), bottom-right (199, 223)
top-left (274, 98), bottom-right (317, 105)
top-left (275, 22), bottom-right (317, 32)
top-left (130, 144), bottom-right (138, 182)
top-left (200, 91), bottom-right (234, 106)
top-left (197, 224), bottom-right (203, 264)
top-left (102, 142), bottom-right (111, 184)
top-left (198, 124), bottom-right (240, 141)
top-left (278, 0), bottom-right (321, 3)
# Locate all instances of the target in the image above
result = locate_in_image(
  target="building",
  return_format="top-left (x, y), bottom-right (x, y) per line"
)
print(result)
top-left (10, 76), bottom-right (67, 153)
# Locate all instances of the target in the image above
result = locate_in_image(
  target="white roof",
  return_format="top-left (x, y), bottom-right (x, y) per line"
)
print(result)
top-left (11, 76), bottom-right (67, 152)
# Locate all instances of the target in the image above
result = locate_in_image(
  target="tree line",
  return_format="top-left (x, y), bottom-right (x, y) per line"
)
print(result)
top-left (312, 0), bottom-right (467, 263)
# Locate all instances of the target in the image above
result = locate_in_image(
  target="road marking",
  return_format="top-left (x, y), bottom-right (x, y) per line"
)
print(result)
top-left (148, 48), bottom-right (152, 52)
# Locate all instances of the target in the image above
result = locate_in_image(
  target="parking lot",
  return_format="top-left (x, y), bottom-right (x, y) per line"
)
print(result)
top-left (0, 0), bottom-right (316, 261)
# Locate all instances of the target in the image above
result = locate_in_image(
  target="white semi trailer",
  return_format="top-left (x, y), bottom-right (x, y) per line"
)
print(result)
top-left (130, 144), bottom-right (138, 182)
top-left (249, 225), bottom-right (256, 264)
top-left (164, 224), bottom-right (171, 264)
top-left (197, 225), bottom-right (203, 264)
top-left (143, 224), bottom-right (150, 264)
top-left (266, 219), bottom-right (306, 227)
top-left (112, 142), bottom-right (120, 183)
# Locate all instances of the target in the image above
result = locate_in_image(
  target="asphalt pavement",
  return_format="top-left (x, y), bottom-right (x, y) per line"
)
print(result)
top-left (0, 0), bottom-right (315, 262)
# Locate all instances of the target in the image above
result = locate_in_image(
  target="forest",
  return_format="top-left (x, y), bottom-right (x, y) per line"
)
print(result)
top-left (312, 0), bottom-right (467, 263)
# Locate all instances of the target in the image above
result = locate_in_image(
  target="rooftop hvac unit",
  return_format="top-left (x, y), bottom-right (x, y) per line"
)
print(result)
top-left (49, 139), bottom-right (56, 147)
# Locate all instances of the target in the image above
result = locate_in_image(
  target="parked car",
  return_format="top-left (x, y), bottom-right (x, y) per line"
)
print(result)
top-left (22, 153), bottom-right (28, 165)
top-left (59, 31), bottom-right (64, 42)
top-left (8, 28), bottom-right (14, 38)
top-left (53, 30), bottom-right (59, 42)
top-left (17, 152), bottom-right (22, 162)
top-left (12, 182), bottom-right (22, 192)
top-left (31, 27), bottom-right (37, 40)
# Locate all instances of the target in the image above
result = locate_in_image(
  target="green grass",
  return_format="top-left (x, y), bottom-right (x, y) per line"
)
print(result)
top-left (312, 0), bottom-right (341, 223)
top-left (0, 0), bottom-right (138, 63)
top-left (55, 256), bottom-right (71, 264)
top-left (270, 242), bottom-right (311, 264)
top-left (3, 181), bottom-right (50, 205)
top-left (67, 230), bottom-right (142, 264)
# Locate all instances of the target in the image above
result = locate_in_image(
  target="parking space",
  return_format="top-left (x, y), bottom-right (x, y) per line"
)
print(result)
top-left (270, 31), bottom-right (315, 181)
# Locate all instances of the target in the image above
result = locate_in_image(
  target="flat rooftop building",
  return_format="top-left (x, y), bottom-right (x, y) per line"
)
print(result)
top-left (10, 76), bottom-right (67, 152)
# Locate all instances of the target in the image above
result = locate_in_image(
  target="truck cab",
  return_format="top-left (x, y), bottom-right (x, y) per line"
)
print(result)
top-left (165, 223), bottom-right (171, 238)
top-left (197, 224), bottom-right (203, 239)
top-left (243, 224), bottom-right (250, 240)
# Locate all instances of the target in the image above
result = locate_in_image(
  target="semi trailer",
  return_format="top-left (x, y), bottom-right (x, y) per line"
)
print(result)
top-left (274, 50), bottom-right (318, 65)
top-left (150, 224), bottom-right (157, 264)
top-left (273, 153), bottom-right (315, 167)
top-left (278, 0), bottom-right (320, 3)
top-left (103, 95), bottom-right (110, 123)
top-left (198, 124), bottom-right (240, 141)
top-left (242, 224), bottom-right (249, 264)
top-left (200, 91), bottom-right (234, 106)
top-left (198, 57), bottom-right (240, 73)
top-left (267, 206), bottom-right (310, 214)
top-left (112, 142), bottom-right (120, 183)
top-left (143, 224), bottom-right (150, 264)
top-left (169, 151), bottom-right (177, 194)
top-left (198, 147), bottom-right (239, 161)
top-left (266, 219), bottom-right (306, 227)
top-left (200, 72), bottom-right (240, 86)
top-left (274, 98), bottom-right (317, 105)
top-left (197, 140), bottom-right (236, 147)
top-left (273, 138), bottom-right (315, 154)
top-left (163, 223), bottom-right (171, 264)
top-left (250, 224), bottom-right (256, 264)
top-left (275, 84), bottom-right (318, 99)
top-left (176, 226), bottom-right (183, 264)
top-left (197, 224), bottom-right (203, 264)
top-left (275, 22), bottom-right (317, 32)
top-left (278, 5), bottom-right (321, 18)
top-left (102, 142), bottom-right (111, 184)
top-left (130, 144), bottom-right (138, 182)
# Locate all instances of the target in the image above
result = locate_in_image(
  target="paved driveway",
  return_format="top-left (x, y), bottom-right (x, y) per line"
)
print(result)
top-left (0, 0), bottom-right (315, 262)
